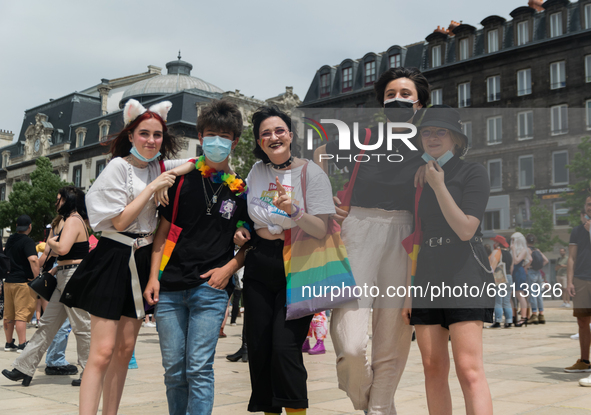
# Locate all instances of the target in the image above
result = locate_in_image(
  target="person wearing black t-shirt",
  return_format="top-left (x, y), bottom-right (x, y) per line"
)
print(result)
top-left (565, 196), bottom-right (591, 383)
top-left (314, 67), bottom-right (429, 414)
top-left (144, 100), bottom-right (249, 415)
top-left (404, 106), bottom-right (494, 415)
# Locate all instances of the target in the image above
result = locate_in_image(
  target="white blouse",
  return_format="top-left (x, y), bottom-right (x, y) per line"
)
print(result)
top-left (86, 157), bottom-right (187, 233)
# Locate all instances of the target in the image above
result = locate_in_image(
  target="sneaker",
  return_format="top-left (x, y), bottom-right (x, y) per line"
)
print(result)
top-left (308, 339), bottom-right (326, 355)
top-left (579, 375), bottom-right (591, 387)
top-left (302, 338), bottom-right (311, 353)
top-left (561, 302), bottom-right (568, 307)
top-left (566, 303), bottom-right (572, 308)
top-left (487, 322), bottom-right (501, 328)
top-left (16, 342), bottom-right (28, 353)
top-left (230, 323), bottom-right (237, 326)
top-left (4, 339), bottom-right (17, 352)
top-left (572, 333), bottom-right (580, 340)
top-left (72, 378), bottom-right (81, 387)
top-left (529, 314), bottom-right (539, 325)
top-left (564, 359), bottom-right (591, 373)
top-left (144, 322), bottom-right (156, 328)
top-left (45, 365), bottom-right (78, 376)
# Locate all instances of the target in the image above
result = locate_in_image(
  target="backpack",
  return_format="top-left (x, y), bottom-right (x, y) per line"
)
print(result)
top-left (530, 248), bottom-right (544, 271)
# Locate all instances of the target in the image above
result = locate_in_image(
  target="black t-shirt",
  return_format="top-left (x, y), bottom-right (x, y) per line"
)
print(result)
top-left (158, 169), bottom-right (249, 293)
top-left (325, 126), bottom-right (423, 211)
top-left (569, 224), bottom-right (591, 281)
top-left (500, 249), bottom-right (513, 271)
top-left (418, 156), bottom-right (490, 239)
top-left (4, 233), bottom-right (37, 283)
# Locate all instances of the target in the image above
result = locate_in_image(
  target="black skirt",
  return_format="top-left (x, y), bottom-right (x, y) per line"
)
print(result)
top-left (60, 236), bottom-right (152, 320)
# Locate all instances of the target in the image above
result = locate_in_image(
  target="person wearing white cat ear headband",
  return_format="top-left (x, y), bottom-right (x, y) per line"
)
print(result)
top-left (60, 99), bottom-right (194, 415)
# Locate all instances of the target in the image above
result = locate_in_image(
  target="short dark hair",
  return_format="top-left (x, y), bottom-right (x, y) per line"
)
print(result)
top-left (251, 106), bottom-right (293, 164)
top-left (526, 234), bottom-right (536, 244)
top-left (374, 67), bottom-right (430, 107)
top-left (197, 99), bottom-right (243, 140)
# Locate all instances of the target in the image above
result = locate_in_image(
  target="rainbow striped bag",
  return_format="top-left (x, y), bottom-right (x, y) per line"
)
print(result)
top-left (283, 162), bottom-right (356, 320)
top-left (158, 175), bottom-right (185, 280)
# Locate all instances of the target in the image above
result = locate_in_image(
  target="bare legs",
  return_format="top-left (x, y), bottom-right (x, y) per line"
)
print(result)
top-left (79, 315), bottom-right (142, 415)
top-left (416, 321), bottom-right (493, 415)
top-left (3, 320), bottom-right (28, 344)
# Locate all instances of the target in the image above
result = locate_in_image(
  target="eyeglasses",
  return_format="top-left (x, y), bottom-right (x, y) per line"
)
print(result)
top-left (420, 128), bottom-right (449, 138)
top-left (260, 127), bottom-right (289, 140)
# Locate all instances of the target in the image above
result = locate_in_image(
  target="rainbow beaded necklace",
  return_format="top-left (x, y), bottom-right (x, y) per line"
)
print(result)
top-left (195, 156), bottom-right (248, 199)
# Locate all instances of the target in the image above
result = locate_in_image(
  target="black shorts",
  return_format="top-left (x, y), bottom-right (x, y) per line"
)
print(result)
top-left (410, 307), bottom-right (493, 330)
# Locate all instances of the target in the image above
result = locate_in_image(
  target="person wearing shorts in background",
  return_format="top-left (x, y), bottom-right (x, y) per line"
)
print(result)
top-left (556, 248), bottom-right (570, 307)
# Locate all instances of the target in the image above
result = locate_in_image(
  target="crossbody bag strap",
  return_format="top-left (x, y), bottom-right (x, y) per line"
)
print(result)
top-left (300, 161), bottom-right (309, 211)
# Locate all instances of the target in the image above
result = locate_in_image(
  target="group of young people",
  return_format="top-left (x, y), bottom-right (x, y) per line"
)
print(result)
top-left (4, 66), bottom-right (496, 415)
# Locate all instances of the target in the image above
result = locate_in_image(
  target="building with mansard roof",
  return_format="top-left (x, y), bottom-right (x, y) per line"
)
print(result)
top-left (0, 55), bottom-right (300, 206)
top-left (301, 0), bottom-right (591, 278)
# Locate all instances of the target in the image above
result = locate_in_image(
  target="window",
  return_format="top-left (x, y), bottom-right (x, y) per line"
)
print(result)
top-left (458, 82), bottom-right (470, 108)
top-left (586, 99), bottom-right (591, 129)
top-left (95, 159), bottom-right (106, 178)
top-left (552, 150), bottom-right (569, 185)
top-left (54, 129), bottom-right (64, 144)
top-left (73, 165), bottom-right (82, 188)
top-left (488, 159), bottom-right (502, 191)
top-left (320, 73), bottom-right (330, 97)
top-left (517, 111), bottom-right (533, 140)
top-left (585, 55), bottom-right (591, 82)
top-left (517, 69), bottom-right (532, 96)
top-left (0, 185), bottom-right (5, 201)
top-left (342, 67), bottom-right (352, 92)
top-left (487, 116), bottom-right (502, 144)
top-left (431, 88), bottom-right (442, 105)
top-left (550, 61), bottom-right (566, 89)
top-left (98, 120), bottom-right (111, 142)
top-left (550, 12), bottom-right (563, 37)
top-left (487, 76), bottom-right (501, 102)
top-left (459, 38), bottom-right (469, 60)
top-left (517, 21), bottom-right (529, 45)
top-left (483, 211), bottom-right (501, 231)
top-left (75, 127), bottom-right (87, 148)
top-left (551, 104), bottom-right (568, 135)
top-left (389, 53), bottom-right (401, 68)
top-left (519, 155), bottom-right (534, 188)
top-left (554, 202), bottom-right (570, 225)
top-left (365, 61), bottom-right (376, 85)
top-left (432, 45), bottom-right (441, 68)
top-left (487, 30), bottom-right (499, 53)
top-left (462, 121), bottom-right (472, 148)
top-left (586, 4), bottom-right (591, 29)
top-left (2, 153), bottom-right (8, 168)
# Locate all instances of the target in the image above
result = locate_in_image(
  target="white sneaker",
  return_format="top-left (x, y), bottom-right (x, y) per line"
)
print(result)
top-left (561, 302), bottom-right (568, 307)
top-left (145, 322), bottom-right (156, 328)
top-left (566, 303), bottom-right (572, 308)
top-left (572, 333), bottom-right (580, 340)
top-left (579, 375), bottom-right (591, 387)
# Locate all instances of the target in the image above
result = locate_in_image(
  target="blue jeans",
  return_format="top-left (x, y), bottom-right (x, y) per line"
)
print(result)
top-left (45, 318), bottom-right (71, 367)
top-left (527, 269), bottom-right (544, 313)
top-left (494, 274), bottom-right (513, 323)
top-left (155, 283), bottom-right (228, 415)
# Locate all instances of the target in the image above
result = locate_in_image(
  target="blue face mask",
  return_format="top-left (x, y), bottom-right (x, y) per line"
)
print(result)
top-left (585, 214), bottom-right (590, 220)
top-left (202, 136), bottom-right (233, 163)
top-left (421, 150), bottom-right (454, 167)
top-left (130, 146), bottom-right (161, 162)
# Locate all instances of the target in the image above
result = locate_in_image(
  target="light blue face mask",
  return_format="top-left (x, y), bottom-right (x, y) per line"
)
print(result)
top-left (202, 136), bottom-right (233, 163)
top-left (421, 150), bottom-right (454, 167)
top-left (130, 146), bottom-right (161, 162)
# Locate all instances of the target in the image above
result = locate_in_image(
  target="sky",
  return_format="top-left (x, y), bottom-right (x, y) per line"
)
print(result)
top-left (0, 0), bottom-right (527, 138)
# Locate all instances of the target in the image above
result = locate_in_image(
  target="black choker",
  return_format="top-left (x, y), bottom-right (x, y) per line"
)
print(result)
top-left (268, 156), bottom-right (293, 169)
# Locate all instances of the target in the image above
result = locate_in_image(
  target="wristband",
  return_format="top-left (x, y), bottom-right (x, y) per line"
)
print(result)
top-left (290, 203), bottom-right (300, 219)
top-left (293, 208), bottom-right (305, 222)
top-left (236, 220), bottom-right (252, 232)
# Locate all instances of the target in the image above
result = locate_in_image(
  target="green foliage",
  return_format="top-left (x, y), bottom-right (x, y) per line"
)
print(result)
top-left (329, 169), bottom-right (348, 197)
top-left (232, 125), bottom-right (258, 179)
top-left (0, 157), bottom-right (71, 241)
top-left (562, 136), bottom-right (591, 227)
top-left (516, 193), bottom-right (564, 252)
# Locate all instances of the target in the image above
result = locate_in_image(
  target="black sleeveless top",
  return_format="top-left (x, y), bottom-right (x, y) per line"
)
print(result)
top-left (56, 215), bottom-right (89, 261)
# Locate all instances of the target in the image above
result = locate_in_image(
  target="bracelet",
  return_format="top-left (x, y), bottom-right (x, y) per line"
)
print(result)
top-left (236, 221), bottom-right (252, 232)
top-left (290, 203), bottom-right (300, 219)
top-left (293, 208), bottom-right (305, 222)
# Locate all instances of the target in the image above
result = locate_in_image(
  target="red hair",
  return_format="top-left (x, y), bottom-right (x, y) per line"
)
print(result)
top-left (105, 111), bottom-right (182, 160)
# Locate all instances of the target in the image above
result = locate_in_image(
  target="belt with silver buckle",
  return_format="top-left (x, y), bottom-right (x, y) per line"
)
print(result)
top-left (424, 236), bottom-right (483, 247)
top-left (57, 264), bottom-right (79, 271)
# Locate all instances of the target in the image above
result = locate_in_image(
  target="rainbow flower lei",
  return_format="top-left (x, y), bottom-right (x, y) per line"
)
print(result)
top-left (195, 156), bottom-right (248, 199)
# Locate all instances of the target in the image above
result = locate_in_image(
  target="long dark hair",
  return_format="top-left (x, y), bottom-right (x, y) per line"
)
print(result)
top-left (107, 111), bottom-right (181, 159)
top-left (51, 186), bottom-right (87, 229)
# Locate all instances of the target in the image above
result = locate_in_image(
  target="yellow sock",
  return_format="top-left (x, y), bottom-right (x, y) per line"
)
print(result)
top-left (285, 409), bottom-right (306, 414)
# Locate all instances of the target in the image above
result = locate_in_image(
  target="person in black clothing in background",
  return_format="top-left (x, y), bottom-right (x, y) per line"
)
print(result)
top-left (403, 105), bottom-right (494, 415)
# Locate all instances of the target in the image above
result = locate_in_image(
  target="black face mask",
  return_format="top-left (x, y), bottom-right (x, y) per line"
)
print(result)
top-left (384, 98), bottom-right (417, 122)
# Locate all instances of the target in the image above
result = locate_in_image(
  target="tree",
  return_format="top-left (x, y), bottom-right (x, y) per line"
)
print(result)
top-left (0, 157), bottom-right (71, 241)
top-left (516, 193), bottom-right (564, 252)
top-left (562, 135), bottom-right (591, 226)
top-left (232, 125), bottom-right (258, 179)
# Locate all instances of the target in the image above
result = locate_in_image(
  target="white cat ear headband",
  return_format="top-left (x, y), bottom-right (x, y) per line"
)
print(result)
top-left (123, 99), bottom-right (172, 126)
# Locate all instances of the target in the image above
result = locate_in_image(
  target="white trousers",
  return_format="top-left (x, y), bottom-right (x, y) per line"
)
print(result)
top-left (13, 267), bottom-right (91, 377)
top-left (330, 207), bottom-right (413, 415)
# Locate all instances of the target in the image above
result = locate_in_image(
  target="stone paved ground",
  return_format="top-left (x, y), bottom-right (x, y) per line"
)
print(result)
top-left (1, 301), bottom-right (591, 414)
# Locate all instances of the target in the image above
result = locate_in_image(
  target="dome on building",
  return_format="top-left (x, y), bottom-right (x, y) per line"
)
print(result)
top-left (121, 55), bottom-right (224, 103)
